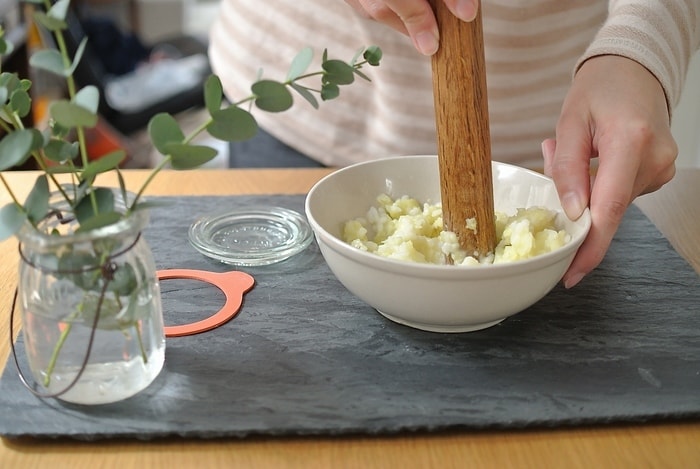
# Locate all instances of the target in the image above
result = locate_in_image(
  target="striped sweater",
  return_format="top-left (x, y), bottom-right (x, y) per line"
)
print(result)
top-left (209, 0), bottom-right (700, 168)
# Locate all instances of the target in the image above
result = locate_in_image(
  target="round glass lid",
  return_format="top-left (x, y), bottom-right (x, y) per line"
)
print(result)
top-left (188, 206), bottom-right (313, 266)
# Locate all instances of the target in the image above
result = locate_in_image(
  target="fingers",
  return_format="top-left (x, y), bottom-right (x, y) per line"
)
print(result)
top-left (562, 137), bottom-right (640, 288)
top-left (346, 0), bottom-right (479, 55)
top-left (549, 112), bottom-right (592, 222)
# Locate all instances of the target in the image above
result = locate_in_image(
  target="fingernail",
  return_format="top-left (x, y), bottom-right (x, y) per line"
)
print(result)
top-left (561, 191), bottom-right (585, 220)
top-left (414, 30), bottom-right (439, 55)
top-left (455, 0), bottom-right (478, 21)
top-left (564, 272), bottom-right (585, 289)
top-left (541, 139), bottom-right (553, 161)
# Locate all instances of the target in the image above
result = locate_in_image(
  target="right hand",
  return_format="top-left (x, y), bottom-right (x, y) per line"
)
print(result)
top-left (344, 0), bottom-right (479, 55)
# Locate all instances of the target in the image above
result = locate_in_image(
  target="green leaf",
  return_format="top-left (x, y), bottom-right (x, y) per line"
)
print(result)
top-left (0, 203), bottom-right (26, 241)
top-left (80, 151), bottom-right (126, 183)
top-left (49, 0), bottom-right (70, 22)
top-left (204, 75), bottom-right (223, 114)
top-left (251, 80), bottom-right (293, 112)
top-left (74, 85), bottom-right (99, 114)
top-left (148, 113), bottom-right (185, 154)
top-left (67, 38), bottom-right (88, 76)
top-left (353, 69), bottom-right (371, 82)
top-left (0, 87), bottom-right (7, 105)
top-left (9, 88), bottom-right (32, 117)
top-left (321, 83), bottom-right (340, 101)
top-left (44, 139), bottom-right (79, 162)
top-left (290, 83), bottom-right (319, 109)
top-left (0, 72), bottom-right (20, 92)
top-left (31, 11), bottom-right (67, 32)
top-left (106, 263), bottom-right (137, 295)
top-left (29, 48), bottom-right (67, 76)
top-left (50, 100), bottom-right (98, 128)
top-left (207, 106), bottom-right (258, 141)
top-left (58, 250), bottom-right (100, 290)
top-left (0, 129), bottom-right (37, 170)
top-left (75, 188), bottom-right (115, 225)
top-left (25, 175), bottom-right (49, 223)
top-left (322, 60), bottom-right (355, 85)
top-left (0, 39), bottom-right (12, 57)
top-left (350, 46), bottom-right (365, 66)
top-left (363, 45), bottom-right (383, 66)
top-left (286, 47), bottom-right (313, 81)
top-left (166, 143), bottom-right (218, 169)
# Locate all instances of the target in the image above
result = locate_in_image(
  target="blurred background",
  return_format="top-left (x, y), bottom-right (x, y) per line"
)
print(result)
top-left (1, 0), bottom-right (699, 170)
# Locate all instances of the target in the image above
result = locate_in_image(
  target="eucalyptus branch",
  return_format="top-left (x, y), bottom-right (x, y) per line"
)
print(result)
top-left (0, 0), bottom-right (382, 241)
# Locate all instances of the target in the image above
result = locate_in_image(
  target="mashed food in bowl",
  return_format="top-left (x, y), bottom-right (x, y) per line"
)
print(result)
top-left (343, 194), bottom-right (571, 265)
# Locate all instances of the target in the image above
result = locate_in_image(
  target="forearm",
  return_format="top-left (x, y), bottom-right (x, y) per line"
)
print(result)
top-left (575, 0), bottom-right (700, 117)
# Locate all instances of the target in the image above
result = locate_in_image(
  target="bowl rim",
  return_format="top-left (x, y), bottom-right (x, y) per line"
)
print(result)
top-left (304, 155), bottom-right (591, 279)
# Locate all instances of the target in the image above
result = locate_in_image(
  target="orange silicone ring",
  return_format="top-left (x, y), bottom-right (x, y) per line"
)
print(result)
top-left (158, 269), bottom-right (255, 337)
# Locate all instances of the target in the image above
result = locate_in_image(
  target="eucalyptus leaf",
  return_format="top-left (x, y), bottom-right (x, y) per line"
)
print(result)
top-left (322, 60), bottom-right (355, 85)
top-left (75, 188), bottom-right (115, 224)
top-left (286, 47), bottom-right (313, 81)
top-left (290, 83), bottom-right (319, 109)
top-left (0, 72), bottom-right (20, 92)
top-left (363, 45), bottom-right (383, 66)
top-left (29, 48), bottom-right (67, 77)
top-left (207, 106), bottom-right (258, 141)
top-left (0, 203), bottom-right (26, 241)
top-left (67, 38), bottom-right (88, 76)
top-left (49, 0), bottom-right (70, 21)
top-left (166, 143), bottom-right (218, 169)
top-left (31, 11), bottom-right (67, 32)
top-left (106, 263), bottom-right (137, 296)
top-left (148, 113), bottom-right (185, 154)
top-left (252, 80), bottom-right (293, 112)
top-left (76, 210), bottom-right (123, 233)
top-left (44, 139), bottom-right (79, 162)
top-left (50, 100), bottom-right (98, 128)
top-left (58, 251), bottom-right (100, 290)
top-left (0, 39), bottom-right (9, 56)
top-left (321, 83), bottom-right (340, 101)
top-left (80, 151), bottom-right (125, 183)
top-left (204, 75), bottom-right (223, 114)
top-left (74, 85), bottom-right (99, 114)
top-left (25, 175), bottom-right (49, 223)
top-left (0, 87), bottom-right (7, 105)
top-left (350, 46), bottom-right (364, 66)
top-left (353, 69), bottom-right (371, 82)
top-left (9, 88), bottom-right (32, 117)
top-left (0, 129), bottom-right (37, 170)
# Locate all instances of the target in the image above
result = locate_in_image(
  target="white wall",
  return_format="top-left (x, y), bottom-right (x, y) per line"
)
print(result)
top-left (672, 51), bottom-right (700, 168)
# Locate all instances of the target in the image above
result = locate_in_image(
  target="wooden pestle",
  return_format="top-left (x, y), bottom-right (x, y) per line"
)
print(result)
top-left (428, 1), bottom-right (496, 258)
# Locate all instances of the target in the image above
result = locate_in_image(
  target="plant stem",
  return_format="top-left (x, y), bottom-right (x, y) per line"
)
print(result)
top-left (135, 322), bottom-right (148, 363)
top-left (43, 313), bottom-right (77, 387)
top-left (128, 156), bottom-right (172, 212)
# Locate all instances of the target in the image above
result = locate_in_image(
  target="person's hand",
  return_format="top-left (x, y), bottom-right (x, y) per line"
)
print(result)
top-left (344, 0), bottom-right (479, 55)
top-left (542, 55), bottom-right (677, 288)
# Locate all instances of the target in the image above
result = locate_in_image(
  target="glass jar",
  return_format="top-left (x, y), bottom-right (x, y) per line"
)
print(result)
top-left (16, 192), bottom-right (165, 405)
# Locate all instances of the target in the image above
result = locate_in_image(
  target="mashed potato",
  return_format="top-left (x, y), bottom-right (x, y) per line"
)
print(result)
top-left (343, 194), bottom-right (571, 265)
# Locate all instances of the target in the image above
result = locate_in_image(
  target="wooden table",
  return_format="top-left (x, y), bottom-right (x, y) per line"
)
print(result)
top-left (1, 168), bottom-right (699, 468)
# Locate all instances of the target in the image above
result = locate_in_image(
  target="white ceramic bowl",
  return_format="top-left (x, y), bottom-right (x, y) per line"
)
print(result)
top-left (304, 155), bottom-right (591, 333)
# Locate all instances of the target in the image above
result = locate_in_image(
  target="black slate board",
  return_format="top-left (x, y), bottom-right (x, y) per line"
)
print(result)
top-left (0, 195), bottom-right (698, 440)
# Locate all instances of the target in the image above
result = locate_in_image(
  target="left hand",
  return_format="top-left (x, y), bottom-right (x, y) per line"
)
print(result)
top-left (542, 55), bottom-right (677, 288)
